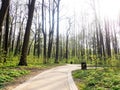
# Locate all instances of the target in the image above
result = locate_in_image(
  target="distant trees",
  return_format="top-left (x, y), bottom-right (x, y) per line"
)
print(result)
top-left (0, 0), bottom-right (120, 67)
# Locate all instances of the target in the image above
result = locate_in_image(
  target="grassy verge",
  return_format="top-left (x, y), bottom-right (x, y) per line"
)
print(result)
top-left (0, 68), bottom-right (29, 89)
top-left (72, 68), bottom-right (120, 90)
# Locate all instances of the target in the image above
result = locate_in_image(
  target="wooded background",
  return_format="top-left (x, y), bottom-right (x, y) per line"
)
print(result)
top-left (0, 0), bottom-right (120, 66)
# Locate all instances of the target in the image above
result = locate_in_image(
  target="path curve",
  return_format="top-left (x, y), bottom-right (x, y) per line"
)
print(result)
top-left (13, 64), bottom-right (81, 90)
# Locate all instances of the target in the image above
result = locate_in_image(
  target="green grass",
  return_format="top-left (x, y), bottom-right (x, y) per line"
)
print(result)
top-left (0, 55), bottom-right (65, 89)
top-left (0, 68), bottom-right (29, 89)
top-left (72, 68), bottom-right (120, 90)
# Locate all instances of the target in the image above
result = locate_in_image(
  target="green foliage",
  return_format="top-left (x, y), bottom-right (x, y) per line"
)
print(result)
top-left (69, 57), bottom-right (81, 64)
top-left (0, 68), bottom-right (29, 89)
top-left (72, 68), bottom-right (120, 90)
top-left (0, 49), bottom-right (7, 63)
top-left (0, 75), bottom-right (13, 83)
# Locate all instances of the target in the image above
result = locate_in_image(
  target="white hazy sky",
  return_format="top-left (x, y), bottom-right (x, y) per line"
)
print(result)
top-left (59, 0), bottom-right (120, 34)
top-left (16, 0), bottom-right (120, 34)
top-left (61, 0), bottom-right (120, 19)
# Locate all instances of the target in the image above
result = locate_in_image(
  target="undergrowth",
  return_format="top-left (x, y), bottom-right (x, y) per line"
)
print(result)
top-left (72, 68), bottom-right (120, 90)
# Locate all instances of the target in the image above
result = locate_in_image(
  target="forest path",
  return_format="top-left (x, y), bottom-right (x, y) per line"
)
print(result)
top-left (13, 64), bottom-right (81, 90)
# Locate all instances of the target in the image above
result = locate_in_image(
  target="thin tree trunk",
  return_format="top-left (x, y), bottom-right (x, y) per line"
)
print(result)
top-left (14, 18), bottom-right (24, 56)
top-left (37, 24), bottom-right (41, 58)
top-left (11, 16), bottom-right (17, 52)
top-left (3, 8), bottom-right (10, 62)
top-left (8, 17), bottom-right (14, 51)
top-left (66, 35), bottom-right (68, 62)
top-left (42, 0), bottom-right (47, 64)
top-left (55, 0), bottom-right (60, 63)
top-left (28, 36), bottom-right (34, 55)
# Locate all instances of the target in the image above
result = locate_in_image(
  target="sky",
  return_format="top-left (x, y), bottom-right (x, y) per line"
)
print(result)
top-left (14, 0), bottom-right (120, 35)
top-left (59, 0), bottom-right (120, 34)
top-left (61, 0), bottom-right (120, 19)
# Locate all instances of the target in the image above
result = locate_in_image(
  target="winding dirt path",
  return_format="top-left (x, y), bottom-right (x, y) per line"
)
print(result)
top-left (13, 64), bottom-right (81, 90)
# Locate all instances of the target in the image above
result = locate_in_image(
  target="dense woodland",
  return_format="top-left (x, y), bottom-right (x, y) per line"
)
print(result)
top-left (0, 0), bottom-right (120, 67)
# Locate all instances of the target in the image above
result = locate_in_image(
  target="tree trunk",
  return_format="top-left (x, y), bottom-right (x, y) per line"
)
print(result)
top-left (55, 0), bottom-right (60, 63)
top-left (37, 24), bottom-right (41, 58)
top-left (18, 0), bottom-right (36, 66)
top-left (8, 17), bottom-right (14, 52)
top-left (14, 18), bottom-right (24, 56)
top-left (66, 35), bottom-right (68, 62)
top-left (0, 0), bottom-right (10, 48)
top-left (48, 0), bottom-right (55, 59)
top-left (3, 8), bottom-right (10, 62)
top-left (33, 30), bottom-right (37, 56)
top-left (28, 37), bottom-right (34, 55)
top-left (42, 0), bottom-right (47, 64)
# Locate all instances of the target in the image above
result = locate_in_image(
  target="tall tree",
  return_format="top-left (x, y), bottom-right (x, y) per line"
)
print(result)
top-left (48, 0), bottom-right (55, 59)
top-left (11, 1), bottom-right (19, 52)
top-left (37, 23), bottom-right (41, 58)
top-left (18, 0), bottom-right (36, 66)
top-left (105, 21), bottom-right (111, 58)
top-left (42, 0), bottom-right (47, 64)
top-left (66, 18), bottom-right (72, 62)
top-left (3, 8), bottom-right (10, 62)
top-left (0, 0), bottom-right (10, 48)
top-left (14, 17), bottom-right (25, 56)
top-left (55, 0), bottom-right (60, 63)
top-left (8, 15), bottom-right (14, 52)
